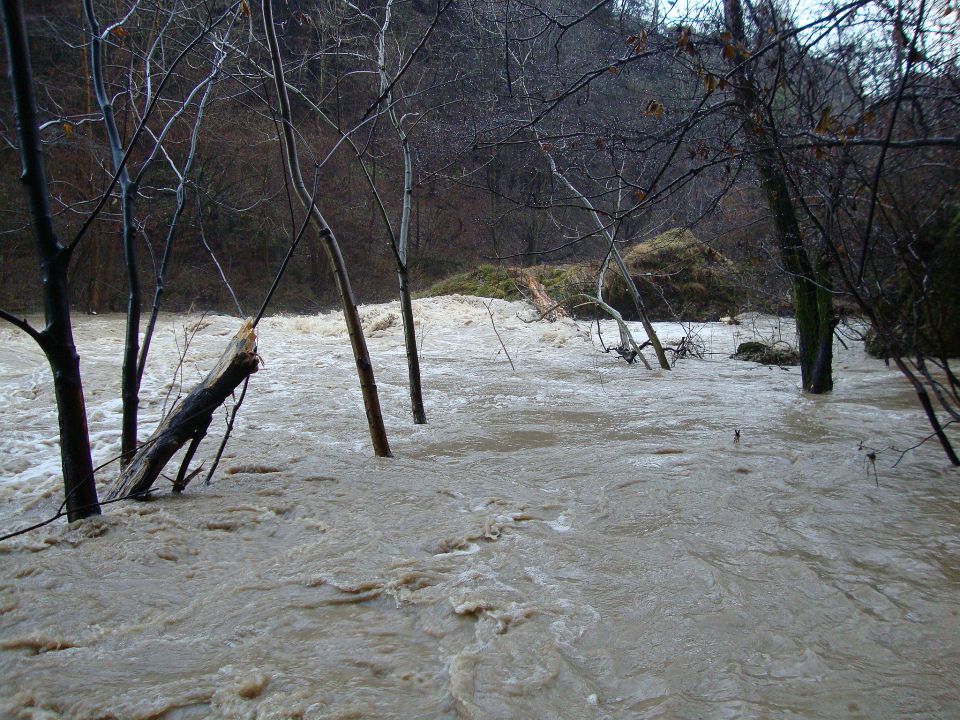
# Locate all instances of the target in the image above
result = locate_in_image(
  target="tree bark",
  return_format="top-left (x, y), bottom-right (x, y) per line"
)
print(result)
top-left (398, 265), bottom-right (427, 424)
top-left (724, 0), bottom-right (834, 393)
top-left (524, 273), bottom-right (568, 321)
top-left (105, 320), bottom-right (260, 500)
top-left (2, 0), bottom-right (100, 521)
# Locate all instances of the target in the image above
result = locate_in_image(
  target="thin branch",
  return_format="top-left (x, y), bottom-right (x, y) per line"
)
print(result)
top-left (0, 308), bottom-right (43, 345)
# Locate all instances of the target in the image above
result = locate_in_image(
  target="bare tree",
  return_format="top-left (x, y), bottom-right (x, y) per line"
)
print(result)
top-left (375, 0), bottom-right (429, 422)
top-left (262, 0), bottom-right (392, 457)
top-left (72, 0), bottom-right (244, 464)
top-left (0, 0), bottom-right (100, 521)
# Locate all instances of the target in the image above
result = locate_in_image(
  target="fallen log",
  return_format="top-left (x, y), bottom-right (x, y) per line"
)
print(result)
top-left (524, 273), bottom-right (568, 322)
top-left (105, 319), bottom-right (260, 500)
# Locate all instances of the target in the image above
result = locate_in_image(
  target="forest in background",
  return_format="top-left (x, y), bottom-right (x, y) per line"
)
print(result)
top-left (0, 0), bottom-right (867, 315)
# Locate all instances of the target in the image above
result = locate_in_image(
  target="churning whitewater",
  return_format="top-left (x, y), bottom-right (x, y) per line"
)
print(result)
top-left (0, 296), bottom-right (958, 719)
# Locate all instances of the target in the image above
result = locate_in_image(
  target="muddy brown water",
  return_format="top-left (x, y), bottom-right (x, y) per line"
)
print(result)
top-left (1, 297), bottom-right (958, 719)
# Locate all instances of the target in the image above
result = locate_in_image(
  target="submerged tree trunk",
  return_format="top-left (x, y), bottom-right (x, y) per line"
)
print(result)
top-left (1, 0), bottom-right (100, 520)
top-left (762, 165), bottom-right (834, 392)
top-left (398, 264), bottom-right (427, 424)
top-left (263, 0), bottom-right (392, 456)
top-left (724, 0), bottom-right (834, 393)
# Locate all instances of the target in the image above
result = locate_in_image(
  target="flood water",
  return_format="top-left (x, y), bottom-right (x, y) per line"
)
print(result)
top-left (1, 296), bottom-right (958, 719)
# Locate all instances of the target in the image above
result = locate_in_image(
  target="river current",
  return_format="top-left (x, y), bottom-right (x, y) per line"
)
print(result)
top-left (0, 296), bottom-right (957, 718)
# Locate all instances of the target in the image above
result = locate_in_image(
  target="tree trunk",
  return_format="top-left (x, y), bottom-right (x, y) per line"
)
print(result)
top-left (763, 168), bottom-right (834, 392)
top-left (47, 333), bottom-right (101, 519)
top-left (83, 0), bottom-right (142, 458)
top-left (724, 0), bottom-right (834, 393)
top-left (105, 320), bottom-right (260, 500)
top-left (398, 265), bottom-right (427, 424)
top-left (2, 0), bottom-right (100, 520)
top-left (524, 273), bottom-right (568, 321)
top-left (380, 0), bottom-right (427, 424)
top-left (609, 244), bottom-right (671, 370)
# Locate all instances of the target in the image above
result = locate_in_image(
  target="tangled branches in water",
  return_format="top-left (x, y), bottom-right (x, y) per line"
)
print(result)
top-left (666, 332), bottom-right (706, 365)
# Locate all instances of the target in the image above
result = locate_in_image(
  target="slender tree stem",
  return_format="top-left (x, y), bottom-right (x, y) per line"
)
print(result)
top-left (263, 0), bottom-right (392, 457)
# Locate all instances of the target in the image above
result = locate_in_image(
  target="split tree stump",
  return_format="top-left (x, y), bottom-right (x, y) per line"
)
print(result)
top-left (105, 319), bottom-right (260, 500)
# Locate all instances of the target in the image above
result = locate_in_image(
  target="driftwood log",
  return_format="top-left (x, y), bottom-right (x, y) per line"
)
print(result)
top-left (524, 274), bottom-right (568, 322)
top-left (105, 319), bottom-right (260, 500)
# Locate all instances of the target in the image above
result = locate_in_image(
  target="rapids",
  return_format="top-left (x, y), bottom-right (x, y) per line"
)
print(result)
top-left (0, 296), bottom-right (958, 719)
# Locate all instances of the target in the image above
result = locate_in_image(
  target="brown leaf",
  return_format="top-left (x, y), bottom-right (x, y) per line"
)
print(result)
top-left (636, 29), bottom-right (648, 52)
top-left (634, 190), bottom-right (647, 202)
top-left (814, 106), bottom-right (833, 134)
top-left (644, 99), bottom-right (664, 119)
top-left (240, 0), bottom-right (250, 17)
top-left (111, 26), bottom-right (126, 38)
top-left (595, 138), bottom-right (605, 150)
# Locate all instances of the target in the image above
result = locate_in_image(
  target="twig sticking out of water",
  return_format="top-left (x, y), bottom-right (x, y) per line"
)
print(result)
top-left (485, 300), bottom-right (515, 371)
top-left (204, 376), bottom-right (251, 486)
top-left (859, 420), bottom-right (959, 472)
